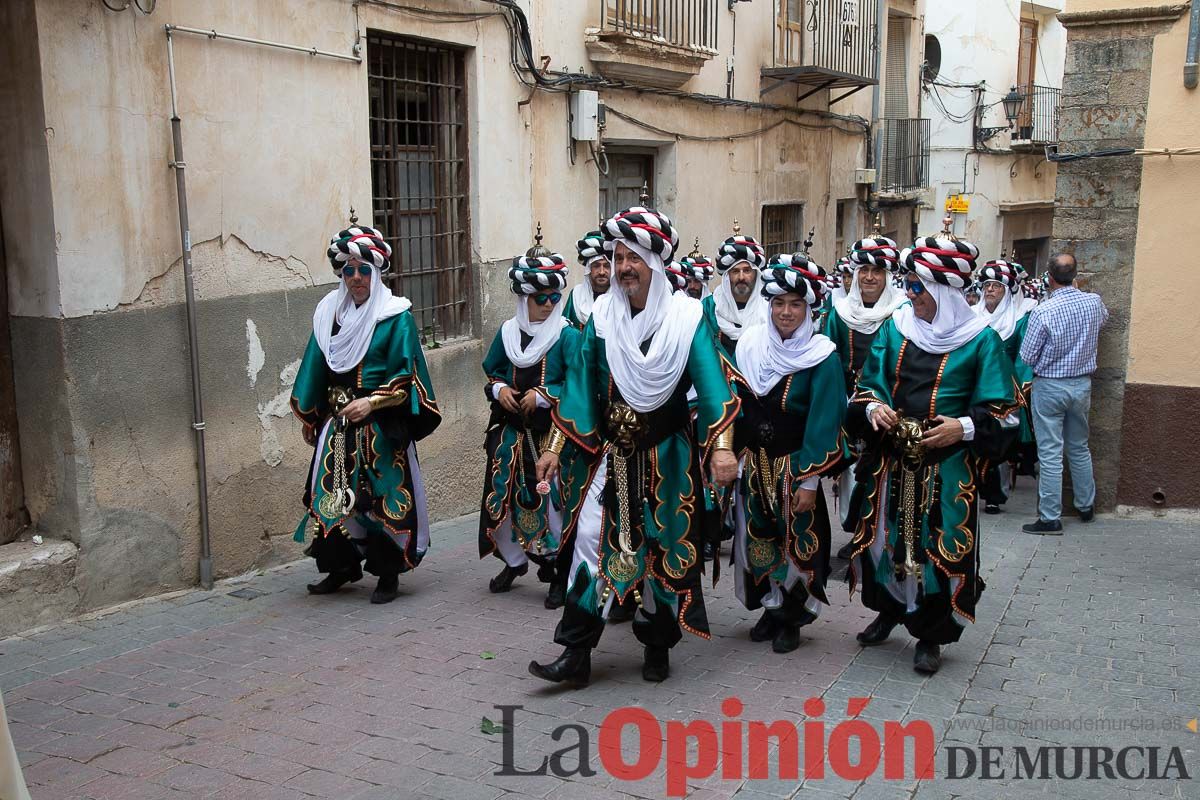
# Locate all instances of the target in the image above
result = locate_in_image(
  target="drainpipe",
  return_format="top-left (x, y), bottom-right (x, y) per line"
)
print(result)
top-left (162, 24), bottom-right (361, 589)
top-left (870, 0), bottom-right (888, 199)
top-left (1186, 0), bottom-right (1199, 89)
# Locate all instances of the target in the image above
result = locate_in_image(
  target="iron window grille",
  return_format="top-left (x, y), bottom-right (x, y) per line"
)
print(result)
top-left (761, 204), bottom-right (806, 255)
top-left (368, 31), bottom-right (472, 345)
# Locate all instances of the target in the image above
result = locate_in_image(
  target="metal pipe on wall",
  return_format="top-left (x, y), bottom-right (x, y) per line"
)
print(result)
top-left (162, 23), bottom-right (361, 589)
top-left (1186, 0), bottom-right (1199, 89)
top-left (870, 0), bottom-right (887, 191)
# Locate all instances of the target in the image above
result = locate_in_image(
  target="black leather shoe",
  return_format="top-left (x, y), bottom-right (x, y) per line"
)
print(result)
top-left (1022, 518), bottom-right (1063, 535)
top-left (536, 562), bottom-right (556, 583)
top-left (836, 541), bottom-right (856, 560)
top-left (984, 503), bottom-right (1001, 515)
top-left (306, 568), bottom-right (362, 595)
top-left (370, 574), bottom-right (400, 604)
top-left (489, 562), bottom-right (529, 593)
top-left (528, 647), bottom-right (591, 687)
top-left (913, 641), bottom-right (942, 674)
top-left (1078, 507), bottom-right (1095, 523)
top-left (856, 612), bottom-right (898, 646)
top-left (749, 611), bottom-right (779, 643)
top-left (772, 624), bottom-right (801, 654)
top-left (544, 582), bottom-right (565, 610)
top-left (607, 597), bottom-right (636, 624)
top-left (642, 646), bottom-right (670, 682)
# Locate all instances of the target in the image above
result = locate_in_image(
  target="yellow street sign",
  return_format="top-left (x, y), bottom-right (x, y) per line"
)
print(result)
top-left (945, 194), bottom-right (971, 214)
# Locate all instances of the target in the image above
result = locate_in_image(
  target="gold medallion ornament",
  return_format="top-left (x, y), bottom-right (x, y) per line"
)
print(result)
top-left (318, 491), bottom-right (343, 520)
top-left (606, 552), bottom-right (641, 583)
top-left (747, 538), bottom-right (776, 568)
top-left (516, 507), bottom-right (540, 537)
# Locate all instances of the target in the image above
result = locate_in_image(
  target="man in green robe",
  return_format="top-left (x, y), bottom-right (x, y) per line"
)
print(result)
top-left (848, 233), bottom-right (1020, 674)
top-left (562, 230), bottom-right (610, 329)
top-left (478, 247), bottom-right (577, 608)
top-left (702, 229), bottom-right (768, 355)
top-left (529, 207), bottom-right (741, 686)
top-left (973, 259), bottom-right (1037, 514)
top-left (732, 253), bottom-right (852, 654)
top-left (290, 225), bottom-right (441, 604)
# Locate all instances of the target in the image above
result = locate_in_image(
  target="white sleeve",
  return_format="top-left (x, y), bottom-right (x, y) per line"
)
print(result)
top-left (958, 416), bottom-right (975, 442)
top-left (800, 476), bottom-right (820, 491)
top-left (491, 382), bottom-right (508, 400)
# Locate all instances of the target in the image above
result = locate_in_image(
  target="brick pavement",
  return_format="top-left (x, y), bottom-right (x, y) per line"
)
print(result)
top-left (2, 485), bottom-right (1197, 799)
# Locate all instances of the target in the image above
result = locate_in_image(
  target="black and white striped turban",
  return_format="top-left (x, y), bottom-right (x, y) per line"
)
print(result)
top-left (823, 269), bottom-right (842, 291)
top-left (327, 226), bottom-right (392, 273)
top-left (664, 261), bottom-right (689, 292)
top-left (849, 236), bottom-right (901, 271)
top-left (978, 260), bottom-right (1021, 292)
top-left (965, 281), bottom-right (982, 298)
top-left (677, 255), bottom-right (715, 283)
top-left (760, 253), bottom-right (826, 306)
top-left (576, 231), bottom-right (607, 268)
top-left (716, 235), bottom-right (767, 274)
top-left (508, 253), bottom-right (568, 295)
top-left (899, 237), bottom-right (980, 288)
top-left (602, 207), bottom-right (680, 263)
top-left (836, 256), bottom-right (854, 275)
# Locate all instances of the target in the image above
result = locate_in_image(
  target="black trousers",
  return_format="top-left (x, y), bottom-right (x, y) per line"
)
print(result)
top-left (553, 583), bottom-right (683, 651)
top-left (307, 530), bottom-right (406, 578)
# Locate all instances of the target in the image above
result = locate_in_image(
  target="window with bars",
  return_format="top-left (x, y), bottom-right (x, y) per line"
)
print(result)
top-left (761, 204), bottom-right (805, 255)
top-left (368, 32), bottom-right (472, 344)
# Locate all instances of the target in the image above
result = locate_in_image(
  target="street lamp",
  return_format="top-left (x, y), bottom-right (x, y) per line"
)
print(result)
top-left (1002, 86), bottom-right (1026, 127)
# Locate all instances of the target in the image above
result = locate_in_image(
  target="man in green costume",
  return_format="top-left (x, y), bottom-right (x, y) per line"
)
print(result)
top-left (973, 259), bottom-right (1037, 515)
top-left (290, 225), bottom-right (441, 604)
top-left (703, 228), bottom-right (768, 355)
top-left (562, 230), bottom-right (610, 329)
top-left (822, 235), bottom-right (906, 557)
top-left (478, 246), bottom-right (577, 608)
top-left (848, 231), bottom-right (1020, 674)
top-left (732, 253), bottom-right (852, 654)
top-left (529, 206), bottom-right (741, 686)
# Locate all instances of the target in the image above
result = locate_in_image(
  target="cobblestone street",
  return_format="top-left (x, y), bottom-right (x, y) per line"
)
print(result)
top-left (2, 485), bottom-right (1197, 799)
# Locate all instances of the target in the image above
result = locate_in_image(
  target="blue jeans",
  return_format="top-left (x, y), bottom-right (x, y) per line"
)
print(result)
top-left (1031, 376), bottom-right (1097, 521)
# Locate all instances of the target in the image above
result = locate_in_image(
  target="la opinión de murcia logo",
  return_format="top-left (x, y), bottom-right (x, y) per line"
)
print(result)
top-left (493, 699), bottom-right (1192, 796)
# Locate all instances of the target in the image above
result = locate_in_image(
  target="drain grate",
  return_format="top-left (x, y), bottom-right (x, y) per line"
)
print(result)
top-left (228, 587), bottom-right (266, 600)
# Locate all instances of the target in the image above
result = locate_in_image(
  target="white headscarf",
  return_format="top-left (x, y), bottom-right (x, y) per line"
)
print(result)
top-left (501, 295), bottom-right (568, 368)
top-left (713, 266), bottom-right (768, 341)
top-left (569, 280), bottom-right (595, 324)
top-left (592, 241), bottom-right (702, 412)
top-left (893, 280), bottom-right (989, 355)
top-left (833, 267), bottom-right (906, 334)
top-left (313, 267), bottom-right (412, 373)
top-left (736, 309), bottom-right (837, 396)
top-left (973, 280), bottom-right (1024, 340)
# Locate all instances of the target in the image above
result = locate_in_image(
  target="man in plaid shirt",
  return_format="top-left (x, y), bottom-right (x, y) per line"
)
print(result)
top-left (1019, 254), bottom-right (1109, 534)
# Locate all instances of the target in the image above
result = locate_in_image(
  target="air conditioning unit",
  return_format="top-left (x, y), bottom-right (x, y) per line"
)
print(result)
top-left (854, 168), bottom-right (877, 185)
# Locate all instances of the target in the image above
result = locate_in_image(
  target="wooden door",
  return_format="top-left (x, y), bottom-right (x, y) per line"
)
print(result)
top-left (599, 151), bottom-right (655, 220)
top-left (1016, 19), bottom-right (1039, 136)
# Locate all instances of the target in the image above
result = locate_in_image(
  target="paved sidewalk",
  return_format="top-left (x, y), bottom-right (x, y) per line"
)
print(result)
top-left (2, 484), bottom-right (1196, 799)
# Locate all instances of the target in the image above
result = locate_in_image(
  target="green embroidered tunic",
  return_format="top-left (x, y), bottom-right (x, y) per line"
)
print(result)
top-left (848, 319), bottom-right (1019, 643)
top-left (290, 311), bottom-right (441, 570)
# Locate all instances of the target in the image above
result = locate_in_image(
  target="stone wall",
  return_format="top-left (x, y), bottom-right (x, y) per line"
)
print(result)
top-left (1051, 8), bottom-right (1181, 511)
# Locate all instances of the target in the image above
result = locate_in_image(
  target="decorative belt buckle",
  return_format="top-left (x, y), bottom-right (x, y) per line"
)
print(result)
top-left (328, 386), bottom-right (354, 415)
top-left (607, 402), bottom-right (645, 453)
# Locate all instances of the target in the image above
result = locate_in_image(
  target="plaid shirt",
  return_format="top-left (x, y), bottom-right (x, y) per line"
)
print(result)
top-left (1019, 286), bottom-right (1109, 378)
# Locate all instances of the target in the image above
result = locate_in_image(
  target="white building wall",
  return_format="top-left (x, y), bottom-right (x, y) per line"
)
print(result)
top-left (918, 0), bottom-right (1065, 264)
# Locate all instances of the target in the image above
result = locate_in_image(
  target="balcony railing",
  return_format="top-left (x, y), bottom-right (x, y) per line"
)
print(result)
top-left (1012, 85), bottom-right (1061, 145)
top-left (600, 0), bottom-right (719, 54)
top-left (765, 0), bottom-right (880, 100)
top-left (878, 118), bottom-right (930, 194)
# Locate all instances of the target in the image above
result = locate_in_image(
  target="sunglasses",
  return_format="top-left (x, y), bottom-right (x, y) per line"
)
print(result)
top-left (531, 292), bottom-right (562, 306)
top-left (341, 264), bottom-right (373, 279)
top-left (904, 279), bottom-right (926, 296)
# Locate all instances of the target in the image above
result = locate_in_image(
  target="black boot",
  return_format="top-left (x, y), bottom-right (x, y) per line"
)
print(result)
top-left (528, 647), bottom-right (591, 687)
top-left (608, 595), bottom-right (636, 624)
top-left (536, 561), bottom-right (556, 583)
top-left (306, 567), bottom-right (362, 595)
top-left (370, 574), bottom-right (400, 604)
top-left (856, 612), bottom-right (899, 646)
top-left (489, 562), bottom-right (529, 593)
top-left (642, 646), bottom-right (670, 682)
top-left (544, 581), bottom-right (565, 610)
top-left (772, 624), bottom-right (801, 654)
top-left (749, 611), bottom-right (779, 643)
top-left (913, 641), bottom-right (942, 674)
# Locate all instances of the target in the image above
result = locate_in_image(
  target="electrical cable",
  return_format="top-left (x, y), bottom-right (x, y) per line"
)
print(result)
top-left (101, 0), bottom-right (131, 11)
top-left (132, 0), bottom-right (155, 13)
top-left (1046, 145), bottom-right (1200, 162)
top-left (357, 0), bottom-right (501, 22)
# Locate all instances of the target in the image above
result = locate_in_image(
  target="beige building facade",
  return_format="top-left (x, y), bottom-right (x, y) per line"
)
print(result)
top-left (1051, 0), bottom-right (1200, 512)
top-left (0, 0), bottom-right (927, 633)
